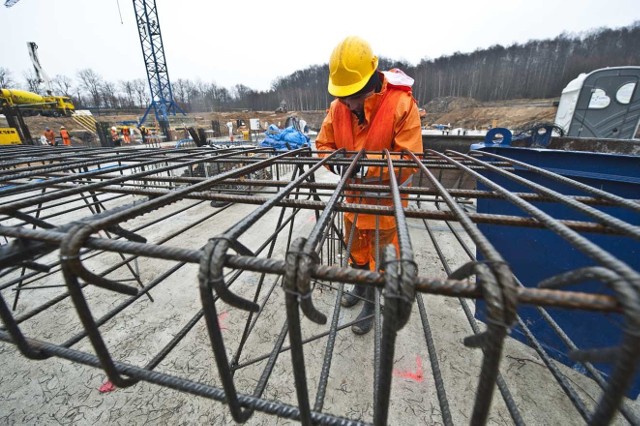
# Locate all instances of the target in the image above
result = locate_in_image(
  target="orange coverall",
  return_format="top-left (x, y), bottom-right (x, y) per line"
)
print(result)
top-left (60, 129), bottom-right (71, 146)
top-left (122, 127), bottom-right (131, 144)
top-left (315, 72), bottom-right (423, 268)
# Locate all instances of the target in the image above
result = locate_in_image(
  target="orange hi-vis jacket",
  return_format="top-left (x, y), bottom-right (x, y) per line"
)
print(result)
top-left (43, 129), bottom-right (55, 145)
top-left (316, 70), bottom-right (423, 229)
top-left (60, 129), bottom-right (71, 146)
top-left (122, 127), bottom-right (131, 143)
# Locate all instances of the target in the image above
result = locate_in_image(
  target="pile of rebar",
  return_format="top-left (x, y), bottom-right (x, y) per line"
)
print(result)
top-left (0, 144), bottom-right (639, 425)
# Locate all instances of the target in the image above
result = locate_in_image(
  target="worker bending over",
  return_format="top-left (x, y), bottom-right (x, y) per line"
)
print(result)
top-left (315, 36), bottom-right (423, 335)
top-left (43, 127), bottom-right (55, 146)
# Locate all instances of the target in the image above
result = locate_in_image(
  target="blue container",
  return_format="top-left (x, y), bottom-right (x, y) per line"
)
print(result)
top-left (472, 145), bottom-right (640, 396)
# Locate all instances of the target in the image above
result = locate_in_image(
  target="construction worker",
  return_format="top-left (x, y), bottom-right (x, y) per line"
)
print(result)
top-left (139, 125), bottom-right (149, 144)
top-left (59, 126), bottom-right (71, 146)
top-left (226, 121), bottom-right (234, 142)
top-left (43, 127), bottom-right (55, 146)
top-left (315, 36), bottom-right (423, 335)
top-left (110, 126), bottom-right (121, 147)
top-left (122, 126), bottom-right (131, 144)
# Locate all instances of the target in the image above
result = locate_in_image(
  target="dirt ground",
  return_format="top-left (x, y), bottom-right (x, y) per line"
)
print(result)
top-left (423, 97), bottom-right (558, 130)
top-left (18, 98), bottom-right (557, 144)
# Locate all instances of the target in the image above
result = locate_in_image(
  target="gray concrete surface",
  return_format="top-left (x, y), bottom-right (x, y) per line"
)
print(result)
top-left (0, 162), bottom-right (637, 425)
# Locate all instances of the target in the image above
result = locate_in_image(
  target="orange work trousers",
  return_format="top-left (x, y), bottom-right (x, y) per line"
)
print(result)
top-left (344, 215), bottom-right (399, 271)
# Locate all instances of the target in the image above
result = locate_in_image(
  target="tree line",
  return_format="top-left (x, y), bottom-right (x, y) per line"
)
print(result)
top-left (412, 21), bottom-right (640, 102)
top-left (1, 22), bottom-right (638, 112)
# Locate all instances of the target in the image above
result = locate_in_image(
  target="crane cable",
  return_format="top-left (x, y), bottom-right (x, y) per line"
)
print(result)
top-left (116, 0), bottom-right (124, 24)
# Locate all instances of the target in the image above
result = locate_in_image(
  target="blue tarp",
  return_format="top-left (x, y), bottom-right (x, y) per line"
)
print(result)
top-left (259, 124), bottom-right (310, 151)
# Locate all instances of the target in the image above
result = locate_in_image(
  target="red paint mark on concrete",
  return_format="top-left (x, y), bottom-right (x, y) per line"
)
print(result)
top-left (393, 355), bottom-right (424, 383)
top-left (218, 311), bottom-right (229, 330)
top-left (98, 380), bottom-right (116, 393)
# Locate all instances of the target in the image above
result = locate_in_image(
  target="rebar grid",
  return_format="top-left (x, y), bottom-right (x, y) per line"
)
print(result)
top-left (0, 144), bottom-right (639, 425)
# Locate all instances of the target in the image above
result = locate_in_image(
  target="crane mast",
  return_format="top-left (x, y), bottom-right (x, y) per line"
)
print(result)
top-left (132, 0), bottom-right (184, 129)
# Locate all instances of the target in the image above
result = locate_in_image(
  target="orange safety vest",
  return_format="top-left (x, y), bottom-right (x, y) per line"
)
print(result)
top-left (43, 129), bottom-right (55, 144)
top-left (317, 74), bottom-right (422, 229)
top-left (122, 127), bottom-right (130, 143)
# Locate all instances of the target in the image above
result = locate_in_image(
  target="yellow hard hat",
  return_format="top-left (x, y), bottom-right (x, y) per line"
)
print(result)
top-left (328, 36), bottom-right (378, 97)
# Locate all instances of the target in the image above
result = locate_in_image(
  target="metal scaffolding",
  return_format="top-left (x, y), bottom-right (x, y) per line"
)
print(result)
top-left (0, 144), bottom-right (639, 425)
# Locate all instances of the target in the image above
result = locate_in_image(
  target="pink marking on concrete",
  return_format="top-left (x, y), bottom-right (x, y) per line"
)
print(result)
top-left (393, 355), bottom-right (424, 383)
top-left (218, 311), bottom-right (229, 330)
top-left (98, 380), bottom-right (116, 393)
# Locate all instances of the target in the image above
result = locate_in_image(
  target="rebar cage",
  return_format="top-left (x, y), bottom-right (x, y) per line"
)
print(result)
top-left (0, 144), bottom-right (639, 425)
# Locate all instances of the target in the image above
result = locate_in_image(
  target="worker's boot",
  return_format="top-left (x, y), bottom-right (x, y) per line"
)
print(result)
top-left (340, 263), bottom-right (369, 308)
top-left (352, 285), bottom-right (375, 335)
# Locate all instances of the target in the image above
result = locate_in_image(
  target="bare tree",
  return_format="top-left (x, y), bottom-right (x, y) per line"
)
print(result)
top-left (232, 84), bottom-right (251, 101)
top-left (101, 81), bottom-right (119, 108)
top-left (23, 69), bottom-right (42, 93)
top-left (52, 74), bottom-right (74, 96)
top-left (132, 78), bottom-right (149, 107)
top-left (173, 78), bottom-right (190, 104)
top-left (119, 80), bottom-right (135, 108)
top-left (0, 67), bottom-right (15, 88)
top-left (77, 68), bottom-right (104, 107)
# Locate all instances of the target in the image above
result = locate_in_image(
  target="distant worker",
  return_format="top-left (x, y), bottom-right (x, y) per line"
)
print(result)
top-left (43, 127), bottom-right (55, 146)
top-left (226, 121), bottom-right (234, 142)
top-left (139, 125), bottom-right (149, 144)
top-left (315, 36), bottom-right (423, 335)
top-left (59, 126), bottom-right (71, 146)
top-left (122, 126), bottom-right (131, 144)
top-left (110, 126), bottom-right (121, 147)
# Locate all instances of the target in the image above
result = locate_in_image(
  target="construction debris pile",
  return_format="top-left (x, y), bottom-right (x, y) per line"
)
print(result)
top-left (0, 144), bottom-right (639, 425)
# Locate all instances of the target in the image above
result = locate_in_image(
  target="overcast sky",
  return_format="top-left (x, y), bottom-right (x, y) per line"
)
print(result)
top-left (1, 0), bottom-right (639, 92)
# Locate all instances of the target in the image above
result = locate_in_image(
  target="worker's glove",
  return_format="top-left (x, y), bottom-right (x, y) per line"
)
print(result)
top-left (328, 163), bottom-right (368, 178)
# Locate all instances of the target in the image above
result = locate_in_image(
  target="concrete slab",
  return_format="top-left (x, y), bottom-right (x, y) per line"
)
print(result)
top-left (0, 147), bottom-right (638, 425)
